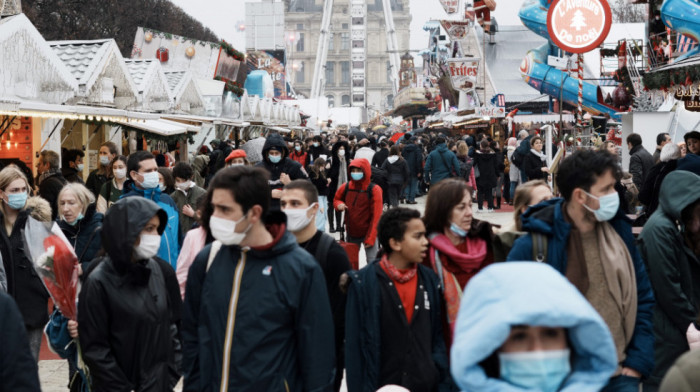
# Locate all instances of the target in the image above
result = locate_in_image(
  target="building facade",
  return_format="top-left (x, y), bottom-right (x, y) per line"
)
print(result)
top-left (285, 0), bottom-right (410, 113)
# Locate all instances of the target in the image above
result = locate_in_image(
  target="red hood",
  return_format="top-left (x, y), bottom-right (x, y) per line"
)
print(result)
top-left (349, 157), bottom-right (372, 188)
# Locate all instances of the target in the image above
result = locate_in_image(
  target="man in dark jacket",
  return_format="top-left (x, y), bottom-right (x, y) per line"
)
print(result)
top-left (639, 171), bottom-right (700, 390)
top-left (182, 166), bottom-right (335, 392)
top-left (308, 135), bottom-right (329, 163)
top-left (371, 140), bottom-right (390, 168)
top-left (345, 208), bottom-right (451, 392)
top-left (652, 132), bottom-right (671, 163)
top-left (122, 151), bottom-right (180, 268)
top-left (37, 150), bottom-right (67, 219)
top-left (627, 133), bottom-right (655, 190)
top-left (281, 180), bottom-right (352, 392)
top-left (401, 135), bottom-right (424, 204)
top-left (508, 150), bottom-right (655, 390)
top-left (474, 140), bottom-right (500, 211)
top-left (424, 136), bottom-right (459, 186)
top-left (62, 148), bottom-right (85, 184)
top-left (79, 197), bottom-right (182, 392)
top-left (256, 133), bottom-right (309, 210)
top-left (0, 291), bottom-right (41, 391)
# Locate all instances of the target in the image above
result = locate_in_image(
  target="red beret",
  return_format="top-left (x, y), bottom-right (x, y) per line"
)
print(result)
top-left (225, 149), bottom-right (247, 163)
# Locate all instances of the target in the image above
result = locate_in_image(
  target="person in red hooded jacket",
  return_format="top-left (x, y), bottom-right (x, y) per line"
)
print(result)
top-left (334, 158), bottom-right (384, 263)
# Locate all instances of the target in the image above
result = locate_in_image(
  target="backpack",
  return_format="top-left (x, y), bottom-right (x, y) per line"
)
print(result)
top-left (510, 148), bottom-right (524, 168)
top-left (459, 158), bottom-right (474, 180)
top-left (370, 166), bottom-right (388, 189)
top-left (342, 182), bottom-right (377, 203)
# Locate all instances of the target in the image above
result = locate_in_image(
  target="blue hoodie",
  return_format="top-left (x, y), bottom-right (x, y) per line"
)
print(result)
top-left (121, 181), bottom-right (180, 268)
top-left (451, 262), bottom-right (617, 392)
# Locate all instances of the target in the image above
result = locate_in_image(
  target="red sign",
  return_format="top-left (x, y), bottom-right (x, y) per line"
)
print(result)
top-left (547, 0), bottom-right (612, 53)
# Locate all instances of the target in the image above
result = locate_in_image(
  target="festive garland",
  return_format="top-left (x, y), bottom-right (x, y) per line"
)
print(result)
top-left (214, 76), bottom-right (245, 97)
top-left (643, 64), bottom-right (700, 91)
top-left (614, 66), bottom-right (636, 95)
top-left (219, 40), bottom-right (245, 61)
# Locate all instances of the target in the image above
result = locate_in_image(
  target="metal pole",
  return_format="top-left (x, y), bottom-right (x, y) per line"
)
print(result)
top-left (37, 118), bottom-right (65, 154)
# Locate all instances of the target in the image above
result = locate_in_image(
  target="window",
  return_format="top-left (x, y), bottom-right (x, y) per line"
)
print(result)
top-left (352, 40), bottom-right (364, 48)
top-left (386, 94), bottom-right (394, 108)
top-left (325, 62), bottom-right (335, 86)
top-left (341, 61), bottom-right (350, 85)
top-left (353, 79), bottom-right (364, 87)
top-left (296, 24), bottom-right (304, 30)
top-left (329, 33), bottom-right (334, 50)
top-left (352, 17), bottom-right (363, 25)
top-left (342, 95), bottom-right (350, 106)
top-left (296, 33), bottom-right (304, 52)
top-left (353, 61), bottom-right (364, 69)
top-left (342, 23), bottom-right (349, 29)
top-left (296, 61), bottom-right (305, 83)
top-left (327, 95), bottom-right (335, 108)
top-left (386, 61), bottom-right (392, 83)
top-left (353, 94), bottom-right (364, 103)
top-left (340, 33), bottom-right (350, 50)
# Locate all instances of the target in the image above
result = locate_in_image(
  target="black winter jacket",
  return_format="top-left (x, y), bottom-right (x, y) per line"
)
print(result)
top-left (629, 145), bottom-right (655, 189)
top-left (255, 134), bottom-right (309, 210)
top-left (38, 170), bottom-right (67, 220)
top-left (381, 157), bottom-right (410, 186)
top-left (521, 150), bottom-right (548, 181)
top-left (182, 212), bottom-right (336, 392)
top-left (402, 142), bottom-right (423, 177)
top-left (328, 141), bottom-right (350, 193)
top-left (474, 149), bottom-right (500, 189)
top-left (79, 197), bottom-right (182, 392)
top-left (57, 203), bottom-right (103, 274)
top-left (0, 291), bottom-right (41, 391)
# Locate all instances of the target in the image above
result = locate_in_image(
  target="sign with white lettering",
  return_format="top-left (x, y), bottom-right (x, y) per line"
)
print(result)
top-left (475, 106), bottom-right (506, 117)
top-left (547, 0), bottom-right (612, 53)
top-left (447, 58), bottom-right (480, 92)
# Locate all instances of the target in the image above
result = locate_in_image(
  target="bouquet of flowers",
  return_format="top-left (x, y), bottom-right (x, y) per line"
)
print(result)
top-left (23, 217), bottom-right (79, 320)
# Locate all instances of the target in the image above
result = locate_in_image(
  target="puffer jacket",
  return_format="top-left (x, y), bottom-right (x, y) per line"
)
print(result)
top-left (182, 212), bottom-right (335, 392)
top-left (401, 141), bottom-right (424, 177)
top-left (333, 158), bottom-right (383, 245)
top-left (255, 133), bottom-right (308, 210)
top-left (639, 171), bottom-right (700, 386)
top-left (507, 198), bottom-right (656, 377)
top-left (121, 182), bottom-right (180, 269)
top-left (79, 197), bottom-right (182, 392)
top-left (380, 156), bottom-right (409, 186)
top-left (425, 144), bottom-right (460, 184)
top-left (451, 262), bottom-right (617, 391)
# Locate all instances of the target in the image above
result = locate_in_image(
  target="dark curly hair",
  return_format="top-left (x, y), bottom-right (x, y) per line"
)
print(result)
top-left (378, 207), bottom-right (422, 254)
top-left (556, 149), bottom-right (621, 201)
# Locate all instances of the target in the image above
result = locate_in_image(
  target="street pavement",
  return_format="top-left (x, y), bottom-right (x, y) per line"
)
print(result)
top-left (38, 194), bottom-right (514, 391)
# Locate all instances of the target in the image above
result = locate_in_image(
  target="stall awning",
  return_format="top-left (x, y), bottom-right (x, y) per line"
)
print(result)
top-left (161, 114), bottom-right (248, 127)
top-left (114, 119), bottom-right (191, 136)
top-left (0, 99), bottom-right (159, 121)
top-left (513, 114), bottom-right (575, 124)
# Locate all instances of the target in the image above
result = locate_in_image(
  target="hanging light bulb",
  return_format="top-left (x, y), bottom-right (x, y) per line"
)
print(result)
top-left (6, 142), bottom-right (10, 149)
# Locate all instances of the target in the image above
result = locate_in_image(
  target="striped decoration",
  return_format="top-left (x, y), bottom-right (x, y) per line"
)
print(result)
top-left (677, 34), bottom-right (698, 53)
top-left (577, 53), bottom-right (583, 129)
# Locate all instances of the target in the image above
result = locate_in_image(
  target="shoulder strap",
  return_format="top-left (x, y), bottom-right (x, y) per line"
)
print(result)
top-left (314, 233), bottom-right (334, 271)
top-left (206, 240), bottom-right (222, 272)
top-left (531, 233), bottom-right (548, 263)
top-left (78, 226), bottom-right (100, 263)
top-left (342, 182), bottom-right (375, 201)
top-left (106, 180), bottom-right (113, 200)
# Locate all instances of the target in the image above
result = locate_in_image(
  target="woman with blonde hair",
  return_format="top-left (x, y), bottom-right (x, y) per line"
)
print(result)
top-left (493, 180), bottom-right (552, 261)
top-left (0, 166), bottom-right (52, 360)
top-left (456, 140), bottom-right (477, 191)
top-left (57, 183), bottom-right (104, 270)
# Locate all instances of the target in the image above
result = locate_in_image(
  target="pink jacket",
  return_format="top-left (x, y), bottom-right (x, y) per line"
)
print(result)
top-left (175, 227), bottom-right (207, 299)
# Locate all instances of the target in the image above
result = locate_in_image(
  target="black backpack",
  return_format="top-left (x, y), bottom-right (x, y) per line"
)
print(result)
top-left (459, 158), bottom-right (474, 180)
top-left (510, 148), bottom-right (524, 168)
top-left (370, 166), bottom-right (388, 189)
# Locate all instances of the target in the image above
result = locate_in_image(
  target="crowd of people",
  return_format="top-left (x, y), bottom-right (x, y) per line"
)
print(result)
top-left (0, 126), bottom-right (700, 392)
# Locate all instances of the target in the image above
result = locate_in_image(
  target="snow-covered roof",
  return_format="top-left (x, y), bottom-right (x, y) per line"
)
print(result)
top-left (124, 59), bottom-right (172, 111)
top-left (164, 70), bottom-right (205, 114)
top-left (0, 14), bottom-right (77, 103)
top-left (49, 39), bottom-right (139, 108)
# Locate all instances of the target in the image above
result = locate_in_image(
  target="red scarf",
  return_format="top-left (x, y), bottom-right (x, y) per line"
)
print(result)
top-left (428, 233), bottom-right (489, 335)
top-left (380, 255), bottom-right (417, 283)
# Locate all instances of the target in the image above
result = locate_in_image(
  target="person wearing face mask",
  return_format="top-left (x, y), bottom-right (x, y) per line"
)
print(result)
top-left (639, 171), bottom-right (700, 391)
top-left (96, 155), bottom-right (127, 213)
top-left (255, 133), bottom-right (309, 211)
top-left (0, 167), bottom-right (53, 360)
top-left (57, 183), bottom-right (104, 274)
top-left (158, 167), bottom-right (176, 195)
top-left (62, 148), bottom-right (86, 184)
top-left (78, 197), bottom-right (182, 392)
top-left (281, 180), bottom-right (352, 392)
top-left (422, 178), bottom-right (494, 351)
top-left (308, 135), bottom-right (328, 164)
top-left (451, 262), bottom-right (618, 392)
top-left (289, 140), bottom-right (309, 167)
top-left (85, 141), bottom-right (117, 197)
top-left (328, 140), bottom-right (350, 233)
top-left (121, 151), bottom-right (180, 269)
top-left (170, 162), bottom-right (207, 238)
top-left (182, 166), bottom-right (335, 391)
top-left (380, 145), bottom-right (410, 208)
top-left (507, 149), bottom-right (655, 391)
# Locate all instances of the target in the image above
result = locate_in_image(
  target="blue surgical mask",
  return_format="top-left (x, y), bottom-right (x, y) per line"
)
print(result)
top-left (5, 192), bottom-right (27, 210)
top-left (499, 349), bottom-right (571, 392)
top-left (350, 172), bottom-right (364, 181)
top-left (582, 190), bottom-right (619, 222)
top-left (77, 163), bottom-right (84, 172)
top-left (450, 222), bottom-right (468, 237)
top-left (295, 146), bottom-right (301, 152)
top-left (65, 213), bottom-right (84, 226)
top-left (269, 154), bottom-right (282, 164)
top-left (313, 142), bottom-right (320, 147)
top-left (139, 171), bottom-right (160, 189)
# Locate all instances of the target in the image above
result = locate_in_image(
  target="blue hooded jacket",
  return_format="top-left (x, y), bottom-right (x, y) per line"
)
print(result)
top-left (121, 181), bottom-right (180, 268)
top-left (451, 262), bottom-right (618, 392)
top-left (507, 198), bottom-right (655, 377)
top-left (425, 143), bottom-right (460, 184)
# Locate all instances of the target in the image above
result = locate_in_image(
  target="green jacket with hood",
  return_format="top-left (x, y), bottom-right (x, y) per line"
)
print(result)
top-left (639, 170), bottom-right (700, 386)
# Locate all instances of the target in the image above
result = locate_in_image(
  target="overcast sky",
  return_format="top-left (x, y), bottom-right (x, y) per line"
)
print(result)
top-left (169, 0), bottom-right (523, 52)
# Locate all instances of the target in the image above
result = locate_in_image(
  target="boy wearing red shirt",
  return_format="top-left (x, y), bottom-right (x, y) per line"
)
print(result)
top-left (345, 208), bottom-right (453, 392)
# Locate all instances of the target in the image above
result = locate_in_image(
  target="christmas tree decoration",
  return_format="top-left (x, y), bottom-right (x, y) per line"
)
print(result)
top-left (144, 31), bottom-right (153, 43)
top-left (185, 46), bottom-right (195, 58)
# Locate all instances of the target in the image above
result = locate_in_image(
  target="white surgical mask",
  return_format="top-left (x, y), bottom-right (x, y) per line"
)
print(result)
top-left (284, 203), bottom-right (317, 232)
top-left (387, 156), bottom-right (399, 164)
top-left (114, 168), bottom-right (127, 179)
top-left (133, 234), bottom-right (161, 260)
top-left (209, 214), bottom-right (251, 246)
top-left (77, 163), bottom-right (84, 172)
top-left (176, 181), bottom-right (191, 191)
top-left (139, 171), bottom-right (160, 189)
top-left (159, 183), bottom-right (167, 192)
top-left (100, 156), bottom-right (111, 166)
top-left (338, 149), bottom-right (346, 156)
